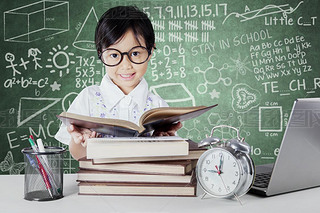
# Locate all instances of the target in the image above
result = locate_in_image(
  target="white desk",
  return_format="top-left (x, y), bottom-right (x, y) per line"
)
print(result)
top-left (1, 174), bottom-right (319, 213)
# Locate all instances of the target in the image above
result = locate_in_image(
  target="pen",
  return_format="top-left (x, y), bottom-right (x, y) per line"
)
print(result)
top-left (28, 136), bottom-right (58, 196)
top-left (36, 138), bottom-right (45, 152)
top-left (25, 153), bottom-right (53, 198)
top-left (28, 135), bottom-right (39, 153)
top-left (36, 138), bottom-right (49, 164)
top-left (29, 136), bottom-right (61, 195)
top-left (35, 156), bottom-right (54, 198)
top-left (25, 154), bottom-right (39, 170)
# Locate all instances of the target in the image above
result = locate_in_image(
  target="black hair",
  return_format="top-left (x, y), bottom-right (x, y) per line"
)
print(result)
top-left (95, 6), bottom-right (155, 56)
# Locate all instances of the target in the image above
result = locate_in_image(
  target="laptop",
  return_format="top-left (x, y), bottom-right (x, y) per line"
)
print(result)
top-left (249, 98), bottom-right (320, 196)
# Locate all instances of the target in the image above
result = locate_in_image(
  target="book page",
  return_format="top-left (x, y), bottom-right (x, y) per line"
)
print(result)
top-left (87, 136), bottom-right (186, 142)
top-left (139, 106), bottom-right (206, 125)
top-left (59, 112), bottom-right (144, 132)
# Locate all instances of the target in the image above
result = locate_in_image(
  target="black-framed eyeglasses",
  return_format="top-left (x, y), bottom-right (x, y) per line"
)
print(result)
top-left (99, 46), bottom-right (152, 67)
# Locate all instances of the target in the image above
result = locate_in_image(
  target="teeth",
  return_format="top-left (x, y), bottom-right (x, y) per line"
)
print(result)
top-left (120, 74), bottom-right (134, 78)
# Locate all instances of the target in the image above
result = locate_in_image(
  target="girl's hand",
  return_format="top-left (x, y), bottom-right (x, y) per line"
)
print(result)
top-left (152, 122), bottom-right (183, 136)
top-left (67, 125), bottom-right (97, 147)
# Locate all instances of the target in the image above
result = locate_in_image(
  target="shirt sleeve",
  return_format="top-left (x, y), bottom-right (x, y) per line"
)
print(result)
top-left (54, 88), bottom-right (90, 145)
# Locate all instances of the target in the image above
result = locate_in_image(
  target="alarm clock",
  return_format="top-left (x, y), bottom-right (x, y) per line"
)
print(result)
top-left (196, 125), bottom-right (255, 199)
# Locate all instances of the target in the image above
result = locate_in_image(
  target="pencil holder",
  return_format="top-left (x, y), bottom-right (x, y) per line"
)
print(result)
top-left (21, 146), bottom-right (66, 201)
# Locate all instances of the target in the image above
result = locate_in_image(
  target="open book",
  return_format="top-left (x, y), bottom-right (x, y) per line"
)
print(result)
top-left (57, 104), bottom-right (217, 137)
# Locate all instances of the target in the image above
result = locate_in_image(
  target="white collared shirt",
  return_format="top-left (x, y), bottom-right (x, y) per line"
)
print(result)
top-left (55, 74), bottom-right (168, 145)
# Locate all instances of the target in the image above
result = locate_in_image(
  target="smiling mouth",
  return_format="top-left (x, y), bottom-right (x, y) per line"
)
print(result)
top-left (119, 73), bottom-right (135, 80)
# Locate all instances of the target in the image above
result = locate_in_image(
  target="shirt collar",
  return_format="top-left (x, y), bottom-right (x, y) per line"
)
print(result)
top-left (99, 74), bottom-right (149, 112)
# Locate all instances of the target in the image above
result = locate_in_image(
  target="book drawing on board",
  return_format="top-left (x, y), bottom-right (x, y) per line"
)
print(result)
top-left (86, 136), bottom-right (189, 159)
top-left (56, 104), bottom-right (217, 137)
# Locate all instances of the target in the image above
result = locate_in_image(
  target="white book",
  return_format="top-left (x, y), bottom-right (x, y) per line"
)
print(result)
top-left (77, 170), bottom-right (193, 183)
top-left (86, 136), bottom-right (189, 159)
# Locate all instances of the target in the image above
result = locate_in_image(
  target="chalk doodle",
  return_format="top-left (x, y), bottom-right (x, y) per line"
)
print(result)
top-left (179, 119), bottom-right (210, 141)
top-left (207, 112), bottom-right (250, 140)
top-left (194, 54), bottom-right (231, 94)
top-left (209, 89), bottom-right (220, 100)
top-left (0, 151), bottom-right (26, 175)
top-left (230, 53), bottom-right (252, 79)
top-left (73, 7), bottom-right (98, 51)
top-left (61, 92), bottom-right (78, 111)
top-left (5, 53), bottom-right (21, 76)
top-left (17, 97), bottom-right (61, 127)
top-left (232, 83), bottom-right (261, 113)
top-left (4, 1), bottom-right (69, 43)
top-left (222, 1), bottom-right (304, 24)
top-left (259, 106), bottom-right (283, 132)
top-left (19, 57), bottom-right (30, 70)
top-left (28, 48), bottom-right (42, 70)
top-left (50, 81), bottom-right (61, 91)
top-left (46, 45), bottom-right (75, 77)
top-left (150, 83), bottom-right (195, 106)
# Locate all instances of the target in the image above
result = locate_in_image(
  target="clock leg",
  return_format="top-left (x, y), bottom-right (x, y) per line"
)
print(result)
top-left (233, 193), bottom-right (243, 206)
top-left (201, 192), bottom-right (208, 199)
top-left (218, 170), bottom-right (243, 205)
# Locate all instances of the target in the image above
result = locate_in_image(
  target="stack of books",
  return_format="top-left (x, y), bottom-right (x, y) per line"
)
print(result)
top-left (77, 136), bottom-right (206, 197)
top-left (58, 104), bottom-right (217, 196)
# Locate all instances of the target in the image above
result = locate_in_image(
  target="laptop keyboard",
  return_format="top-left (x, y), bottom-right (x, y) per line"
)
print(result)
top-left (253, 172), bottom-right (272, 188)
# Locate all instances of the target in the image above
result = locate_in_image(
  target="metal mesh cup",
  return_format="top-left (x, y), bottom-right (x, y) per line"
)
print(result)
top-left (21, 146), bottom-right (66, 201)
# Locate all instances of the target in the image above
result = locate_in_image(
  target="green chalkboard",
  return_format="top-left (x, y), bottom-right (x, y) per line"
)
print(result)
top-left (0, 0), bottom-right (319, 174)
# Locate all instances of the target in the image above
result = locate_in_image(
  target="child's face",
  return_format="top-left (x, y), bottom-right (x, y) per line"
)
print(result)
top-left (105, 30), bottom-right (151, 95)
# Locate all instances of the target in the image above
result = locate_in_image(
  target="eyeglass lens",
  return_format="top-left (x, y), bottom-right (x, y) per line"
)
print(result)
top-left (101, 46), bottom-right (150, 66)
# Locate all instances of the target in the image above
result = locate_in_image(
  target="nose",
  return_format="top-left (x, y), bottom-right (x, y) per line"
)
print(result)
top-left (119, 54), bottom-right (133, 68)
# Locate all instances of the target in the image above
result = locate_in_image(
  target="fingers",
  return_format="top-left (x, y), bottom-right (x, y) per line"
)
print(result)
top-left (67, 125), bottom-right (96, 147)
top-left (166, 130), bottom-right (176, 136)
top-left (91, 131), bottom-right (97, 138)
top-left (165, 122), bottom-right (183, 136)
top-left (152, 122), bottom-right (183, 137)
top-left (68, 125), bottom-right (84, 144)
top-left (67, 124), bottom-right (75, 133)
top-left (81, 131), bottom-right (97, 147)
top-left (158, 132), bottom-right (170, 136)
top-left (171, 122), bottom-right (183, 131)
top-left (153, 130), bottom-right (174, 136)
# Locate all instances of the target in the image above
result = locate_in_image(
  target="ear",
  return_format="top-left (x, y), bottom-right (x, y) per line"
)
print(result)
top-left (149, 44), bottom-right (156, 60)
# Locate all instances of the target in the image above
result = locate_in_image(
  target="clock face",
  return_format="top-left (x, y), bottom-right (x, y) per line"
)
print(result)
top-left (197, 148), bottom-right (241, 197)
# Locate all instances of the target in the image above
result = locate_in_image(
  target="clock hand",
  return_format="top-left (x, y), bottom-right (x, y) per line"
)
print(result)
top-left (219, 154), bottom-right (224, 172)
top-left (216, 165), bottom-right (243, 205)
top-left (215, 165), bottom-right (221, 175)
top-left (207, 169), bottom-right (218, 173)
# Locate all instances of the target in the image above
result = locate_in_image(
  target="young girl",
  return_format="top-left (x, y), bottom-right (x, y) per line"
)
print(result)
top-left (55, 6), bottom-right (182, 160)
